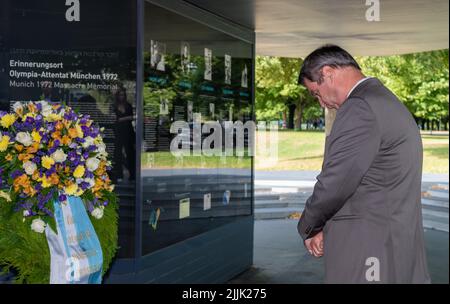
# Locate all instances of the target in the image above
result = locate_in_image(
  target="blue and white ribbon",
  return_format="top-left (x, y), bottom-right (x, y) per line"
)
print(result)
top-left (45, 196), bottom-right (103, 284)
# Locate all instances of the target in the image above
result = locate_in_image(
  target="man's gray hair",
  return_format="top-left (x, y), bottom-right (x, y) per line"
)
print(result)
top-left (298, 44), bottom-right (361, 86)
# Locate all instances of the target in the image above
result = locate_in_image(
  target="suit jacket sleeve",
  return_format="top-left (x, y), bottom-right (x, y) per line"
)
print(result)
top-left (297, 97), bottom-right (381, 241)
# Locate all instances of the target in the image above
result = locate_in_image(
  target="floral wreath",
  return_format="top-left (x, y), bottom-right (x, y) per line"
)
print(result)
top-left (0, 101), bottom-right (119, 283)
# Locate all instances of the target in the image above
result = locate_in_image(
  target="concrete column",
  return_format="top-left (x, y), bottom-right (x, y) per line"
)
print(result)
top-left (325, 108), bottom-right (337, 136)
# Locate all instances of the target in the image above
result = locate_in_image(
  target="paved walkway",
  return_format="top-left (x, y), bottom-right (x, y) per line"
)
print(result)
top-left (228, 219), bottom-right (449, 284)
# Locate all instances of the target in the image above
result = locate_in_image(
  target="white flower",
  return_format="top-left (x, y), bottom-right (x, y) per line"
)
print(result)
top-left (91, 206), bottom-right (104, 219)
top-left (13, 101), bottom-right (23, 112)
top-left (37, 101), bottom-right (52, 117)
top-left (96, 142), bottom-right (107, 156)
top-left (51, 148), bottom-right (67, 163)
top-left (23, 161), bottom-right (37, 175)
top-left (23, 210), bottom-right (30, 217)
top-left (82, 136), bottom-right (95, 148)
top-left (84, 178), bottom-right (95, 188)
top-left (15, 132), bottom-right (33, 146)
top-left (31, 218), bottom-right (46, 233)
top-left (86, 157), bottom-right (100, 172)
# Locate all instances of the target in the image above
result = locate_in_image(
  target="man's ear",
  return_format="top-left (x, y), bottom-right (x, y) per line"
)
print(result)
top-left (322, 66), bottom-right (334, 80)
top-left (322, 65), bottom-right (335, 78)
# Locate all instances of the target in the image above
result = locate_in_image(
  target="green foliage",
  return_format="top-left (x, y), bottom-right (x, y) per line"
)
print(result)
top-left (0, 193), bottom-right (118, 284)
top-left (357, 49), bottom-right (449, 121)
top-left (255, 56), bottom-right (322, 125)
top-left (256, 50), bottom-right (449, 126)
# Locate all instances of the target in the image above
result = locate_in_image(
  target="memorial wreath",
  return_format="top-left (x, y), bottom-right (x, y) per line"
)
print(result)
top-left (0, 101), bottom-right (118, 283)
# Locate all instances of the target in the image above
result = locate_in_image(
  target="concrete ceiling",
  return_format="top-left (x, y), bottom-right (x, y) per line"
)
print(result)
top-left (184, 0), bottom-right (449, 57)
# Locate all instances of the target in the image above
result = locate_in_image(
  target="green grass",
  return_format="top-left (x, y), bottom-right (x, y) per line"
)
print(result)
top-left (142, 151), bottom-right (251, 169)
top-left (255, 130), bottom-right (448, 173)
top-left (140, 131), bottom-right (448, 174)
top-left (421, 135), bottom-right (449, 173)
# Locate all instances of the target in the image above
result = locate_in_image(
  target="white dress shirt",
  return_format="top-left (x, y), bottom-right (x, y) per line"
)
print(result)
top-left (347, 77), bottom-right (372, 98)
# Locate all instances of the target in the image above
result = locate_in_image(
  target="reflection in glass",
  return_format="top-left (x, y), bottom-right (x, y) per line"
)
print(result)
top-left (142, 2), bottom-right (254, 255)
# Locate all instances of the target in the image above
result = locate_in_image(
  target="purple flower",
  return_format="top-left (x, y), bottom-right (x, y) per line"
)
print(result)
top-left (59, 194), bottom-right (67, 202)
top-left (48, 147), bottom-right (57, 154)
top-left (11, 170), bottom-right (24, 179)
top-left (81, 125), bottom-right (89, 135)
top-left (32, 156), bottom-right (41, 164)
top-left (25, 116), bottom-right (35, 124)
top-left (42, 208), bottom-right (54, 218)
top-left (36, 103), bottom-right (42, 111)
top-left (41, 134), bottom-right (49, 144)
top-left (68, 151), bottom-right (79, 162)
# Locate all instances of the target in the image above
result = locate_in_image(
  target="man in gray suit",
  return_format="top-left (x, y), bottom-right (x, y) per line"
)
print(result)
top-left (297, 45), bottom-right (431, 283)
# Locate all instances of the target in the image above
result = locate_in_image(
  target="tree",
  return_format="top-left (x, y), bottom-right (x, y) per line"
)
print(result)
top-left (357, 49), bottom-right (449, 130)
top-left (256, 56), bottom-right (320, 130)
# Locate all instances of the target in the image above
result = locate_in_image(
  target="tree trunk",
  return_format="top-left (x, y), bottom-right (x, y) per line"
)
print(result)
top-left (287, 103), bottom-right (296, 129)
top-left (295, 103), bottom-right (303, 130)
top-left (282, 110), bottom-right (287, 129)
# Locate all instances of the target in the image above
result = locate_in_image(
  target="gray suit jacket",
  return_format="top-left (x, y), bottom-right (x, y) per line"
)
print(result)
top-left (297, 78), bottom-right (431, 283)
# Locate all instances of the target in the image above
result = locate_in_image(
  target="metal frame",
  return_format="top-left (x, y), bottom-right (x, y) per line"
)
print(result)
top-left (134, 0), bottom-right (256, 268)
top-left (135, 0), bottom-right (145, 263)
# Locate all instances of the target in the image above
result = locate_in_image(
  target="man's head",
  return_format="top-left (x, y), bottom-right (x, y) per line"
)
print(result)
top-left (298, 45), bottom-right (365, 109)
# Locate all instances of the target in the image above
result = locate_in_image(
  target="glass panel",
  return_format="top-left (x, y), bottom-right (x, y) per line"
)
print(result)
top-left (142, 2), bottom-right (254, 255)
top-left (0, 0), bottom-right (137, 258)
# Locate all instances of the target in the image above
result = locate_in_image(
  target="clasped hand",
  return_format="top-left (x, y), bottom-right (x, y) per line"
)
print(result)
top-left (304, 231), bottom-right (323, 258)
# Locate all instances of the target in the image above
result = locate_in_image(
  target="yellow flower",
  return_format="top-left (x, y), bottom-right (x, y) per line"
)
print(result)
top-left (41, 156), bottom-right (55, 169)
top-left (46, 113), bottom-right (62, 122)
top-left (64, 183), bottom-right (79, 196)
top-left (1, 114), bottom-right (16, 128)
top-left (0, 135), bottom-right (10, 152)
top-left (73, 165), bottom-right (85, 178)
top-left (0, 191), bottom-right (12, 202)
top-left (31, 130), bottom-right (41, 143)
top-left (75, 124), bottom-right (84, 138)
top-left (39, 175), bottom-right (52, 188)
